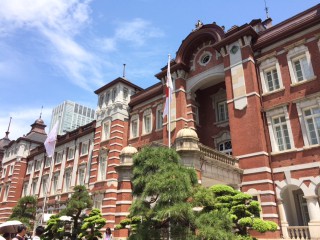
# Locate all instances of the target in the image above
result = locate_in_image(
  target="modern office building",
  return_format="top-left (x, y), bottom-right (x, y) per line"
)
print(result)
top-left (0, 4), bottom-right (320, 240)
top-left (49, 100), bottom-right (96, 135)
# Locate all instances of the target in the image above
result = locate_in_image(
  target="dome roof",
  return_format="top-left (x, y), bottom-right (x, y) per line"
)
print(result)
top-left (120, 144), bottom-right (138, 155)
top-left (176, 125), bottom-right (198, 139)
top-left (35, 118), bottom-right (44, 124)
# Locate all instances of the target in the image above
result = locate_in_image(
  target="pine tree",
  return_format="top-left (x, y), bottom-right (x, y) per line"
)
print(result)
top-left (78, 208), bottom-right (106, 240)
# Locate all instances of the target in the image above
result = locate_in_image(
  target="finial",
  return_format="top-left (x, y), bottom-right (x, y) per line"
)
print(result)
top-left (195, 20), bottom-right (203, 29)
top-left (264, 0), bottom-right (269, 19)
top-left (5, 117), bottom-right (12, 138)
top-left (123, 64), bottom-right (126, 78)
top-left (40, 106), bottom-right (43, 119)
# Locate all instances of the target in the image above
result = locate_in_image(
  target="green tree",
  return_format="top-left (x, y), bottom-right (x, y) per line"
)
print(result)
top-left (60, 185), bottom-right (93, 240)
top-left (124, 147), bottom-right (199, 239)
top-left (9, 195), bottom-right (37, 229)
top-left (78, 208), bottom-right (106, 240)
top-left (42, 215), bottom-right (65, 240)
top-left (193, 185), bottom-right (277, 238)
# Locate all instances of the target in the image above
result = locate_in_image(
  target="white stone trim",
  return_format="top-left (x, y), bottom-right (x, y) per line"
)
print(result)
top-left (243, 167), bottom-right (271, 174)
top-left (260, 202), bottom-right (277, 206)
top-left (116, 201), bottom-right (132, 204)
top-left (117, 189), bottom-right (132, 193)
top-left (241, 179), bottom-right (273, 186)
top-left (226, 91), bottom-right (260, 104)
top-left (273, 162), bottom-right (320, 173)
top-left (236, 151), bottom-right (269, 159)
top-left (114, 212), bottom-right (130, 216)
top-left (259, 57), bottom-right (284, 94)
top-left (262, 214), bottom-right (278, 218)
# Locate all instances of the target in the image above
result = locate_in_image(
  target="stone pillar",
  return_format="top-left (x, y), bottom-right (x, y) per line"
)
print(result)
top-left (277, 198), bottom-right (289, 238)
top-left (305, 195), bottom-right (320, 239)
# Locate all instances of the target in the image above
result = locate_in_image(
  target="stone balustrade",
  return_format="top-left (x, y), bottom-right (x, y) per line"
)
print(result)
top-left (198, 143), bottom-right (238, 166)
top-left (287, 226), bottom-right (310, 239)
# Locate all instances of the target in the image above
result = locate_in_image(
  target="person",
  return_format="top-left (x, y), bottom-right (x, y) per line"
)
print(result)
top-left (104, 227), bottom-right (112, 240)
top-left (32, 226), bottom-right (44, 240)
top-left (2, 233), bottom-right (12, 240)
top-left (12, 225), bottom-right (26, 240)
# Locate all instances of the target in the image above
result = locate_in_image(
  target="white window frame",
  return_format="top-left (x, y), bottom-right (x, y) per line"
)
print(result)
top-left (287, 45), bottom-right (315, 85)
top-left (51, 173), bottom-right (59, 195)
top-left (31, 179), bottom-right (38, 196)
top-left (55, 151), bottom-right (63, 164)
top-left (130, 114), bottom-right (139, 139)
top-left (78, 167), bottom-right (86, 186)
top-left (45, 157), bottom-right (51, 168)
top-left (2, 168), bottom-right (6, 178)
top-left (296, 97), bottom-right (320, 147)
top-left (35, 159), bottom-right (42, 171)
top-left (3, 184), bottom-right (10, 201)
top-left (143, 108), bottom-right (152, 135)
top-left (92, 194), bottom-right (103, 210)
top-left (218, 140), bottom-right (232, 155)
top-left (8, 164), bottom-right (14, 176)
top-left (81, 141), bottom-right (89, 156)
top-left (40, 176), bottom-right (48, 197)
top-left (27, 162), bottom-right (33, 174)
top-left (64, 171), bottom-right (72, 192)
top-left (98, 155), bottom-right (107, 181)
top-left (217, 100), bottom-right (229, 122)
top-left (105, 91), bottom-right (110, 105)
top-left (22, 182), bottom-right (28, 197)
top-left (123, 87), bottom-right (128, 101)
top-left (112, 87), bottom-right (117, 102)
top-left (266, 106), bottom-right (295, 153)
top-left (67, 147), bottom-right (75, 160)
top-left (259, 57), bottom-right (284, 94)
top-left (212, 88), bottom-right (229, 125)
top-left (156, 104), bottom-right (163, 130)
top-left (102, 120), bottom-right (111, 141)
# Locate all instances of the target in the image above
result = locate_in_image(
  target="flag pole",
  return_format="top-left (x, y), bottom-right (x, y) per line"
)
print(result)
top-left (168, 54), bottom-right (171, 149)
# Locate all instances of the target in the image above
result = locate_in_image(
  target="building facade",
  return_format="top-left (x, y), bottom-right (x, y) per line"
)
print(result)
top-left (1, 4), bottom-right (320, 240)
top-left (49, 100), bottom-right (96, 135)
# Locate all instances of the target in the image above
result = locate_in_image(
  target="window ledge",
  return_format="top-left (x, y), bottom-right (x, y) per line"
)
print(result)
top-left (155, 128), bottom-right (163, 132)
top-left (129, 136), bottom-right (139, 140)
top-left (80, 153), bottom-right (88, 157)
top-left (270, 148), bottom-right (297, 156)
top-left (262, 87), bottom-right (285, 97)
top-left (141, 132), bottom-right (152, 137)
top-left (290, 76), bottom-right (317, 87)
top-left (214, 120), bottom-right (229, 128)
top-left (302, 144), bottom-right (320, 150)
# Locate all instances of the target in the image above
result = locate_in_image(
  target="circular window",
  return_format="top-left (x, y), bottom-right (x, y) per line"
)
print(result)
top-left (201, 55), bottom-right (210, 64)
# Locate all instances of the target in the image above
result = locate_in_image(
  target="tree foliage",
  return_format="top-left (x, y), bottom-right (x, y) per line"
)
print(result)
top-left (128, 147), bottom-right (198, 239)
top-left (9, 195), bottom-right (37, 229)
top-left (42, 215), bottom-right (65, 240)
top-left (78, 208), bottom-right (106, 240)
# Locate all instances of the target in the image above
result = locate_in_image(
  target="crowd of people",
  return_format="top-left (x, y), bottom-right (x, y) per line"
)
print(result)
top-left (0, 225), bottom-right (44, 240)
top-left (0, 225), bottom-right (112, 240)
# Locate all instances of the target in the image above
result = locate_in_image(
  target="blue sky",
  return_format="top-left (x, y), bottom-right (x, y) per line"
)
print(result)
top-left (0, 0), bottom-right (319, 140)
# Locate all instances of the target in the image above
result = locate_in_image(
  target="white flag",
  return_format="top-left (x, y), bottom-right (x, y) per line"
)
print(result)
top-left (163, 55), bottom-right (173, 118)
top-left (44, 122), bottom-right (58, 157)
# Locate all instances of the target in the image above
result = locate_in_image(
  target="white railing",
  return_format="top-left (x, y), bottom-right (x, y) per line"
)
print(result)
top-left (287, 226), bottom-right (310, 239)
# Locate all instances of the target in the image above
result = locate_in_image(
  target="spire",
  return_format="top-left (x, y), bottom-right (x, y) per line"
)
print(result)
top-left (123, 63), bottom-right (126, 79)
top-left (5, 117), bottom-right (12, 139)
top-left (264, 0), bottom-right (269, 19)
top-left (39, 106), bottom-right (43, 119)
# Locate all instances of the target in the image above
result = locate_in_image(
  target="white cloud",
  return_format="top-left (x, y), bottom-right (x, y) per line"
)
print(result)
top-left (0, 107), bottom-right (52, 141)
top-left (99, 18), bottom-right (164, 52)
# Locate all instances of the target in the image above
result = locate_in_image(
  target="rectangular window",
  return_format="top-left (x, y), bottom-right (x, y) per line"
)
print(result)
top-left (56, 152), bottom-right (63, 164)
top-left (112, 88), bottom-right (117, 102)
top-left (156, 108), bottom-right (163, 130)
top-left (67, 148), bottom-right (75, 160)
top-left (51, 174), bottom-right (59, 195)
top-left (9, 164), bottom-right (14, 176)
top-left (265, 68), bottom-right (280, 91)
top-left (35, 160), bottom-right (41, 171)
top-left (304, 107), bottom-right (320, 145)
top-left (4, 185), bottom-right (10, 201)
top-left (144, 114), bottom-right (151, 134)
top-left (131, 119), bottom-right (138, 138)
top-left (41, 178), bottom-right (48, 197)
top-left (217, 101), bottom-right (228, 122)
top-left (32, 180), bottom-right (37, 196)
top-left (27, 162), bottom-right (33, 174)
top-left (78, 168), bottom-right (85, 185)
top-left (93, 197), bottom-right (102, 210)
top-left (45, 157), bottom-right (51, 168)
top-left (64, 172), bottom-right (71, 192)
top-left (22, 182), bottom-right (28, 197)
top-left (123, 87), bottom-right (128, 101)
top-left (105, 92), bottom-right (110, 104)
top-left (2, 168), bottom-right (6, 178)
top-left (81, 142), bottom-right (89, 156)
top-left (272, 116), bottom-right (291, 151)
top-left (103, 122), bottom-right (110, 140)
top-left (98, 156), bottom-right (107, 181)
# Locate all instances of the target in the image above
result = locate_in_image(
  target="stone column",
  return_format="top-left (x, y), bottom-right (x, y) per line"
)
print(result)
top-left (305, 195), bottom-right (320, 239)
top-left (277, 198), bottom-right (289, 238)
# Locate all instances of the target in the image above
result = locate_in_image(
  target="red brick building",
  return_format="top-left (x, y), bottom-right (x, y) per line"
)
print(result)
top-left (1, 4), bottom-right (320, 239)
